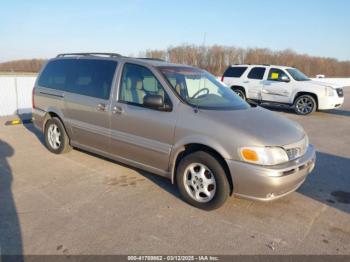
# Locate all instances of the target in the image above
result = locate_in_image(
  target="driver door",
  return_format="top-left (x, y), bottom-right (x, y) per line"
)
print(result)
top-left (262, 68), bottom-right (291, 103)
top-left (109, 63), bottom-right (177, 173)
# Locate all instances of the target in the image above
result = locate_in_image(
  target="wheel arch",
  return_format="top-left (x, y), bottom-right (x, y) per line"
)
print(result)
top-left (43, 110), bottom-right (71, 140)
top-left (230, 85), bottom-right (246, 95)
top-left (293, 92), bottom-right (319, 109)
top-left (171, 143), bottom-right (234, 195)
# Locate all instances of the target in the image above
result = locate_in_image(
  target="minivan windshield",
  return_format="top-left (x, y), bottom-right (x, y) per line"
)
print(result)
top-left (286, 68), bottom-right (310, 81)
top-left (159, 66), bottom-right (250, 110)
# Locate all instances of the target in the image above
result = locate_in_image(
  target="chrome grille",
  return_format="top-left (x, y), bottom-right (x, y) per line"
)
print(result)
top-left (286, 148), bottom-right (301, 160)
top-left (283, 136), bottom-right (308, 161)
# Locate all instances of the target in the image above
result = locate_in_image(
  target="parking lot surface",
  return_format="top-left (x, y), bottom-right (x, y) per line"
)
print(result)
top-left (1, 90), bottom-right (349, 255)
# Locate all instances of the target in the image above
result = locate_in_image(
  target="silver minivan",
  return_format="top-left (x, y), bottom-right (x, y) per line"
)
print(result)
top-left (33, 53), bottom-right (316, 210)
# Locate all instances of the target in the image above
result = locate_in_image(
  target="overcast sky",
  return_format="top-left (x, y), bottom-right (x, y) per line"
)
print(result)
top-left (1, 0), bottom-right (349, 62)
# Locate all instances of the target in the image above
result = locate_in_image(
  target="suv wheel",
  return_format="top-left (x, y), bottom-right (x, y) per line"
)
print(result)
top-left (44, 117), bottom-right (71, 154)
top-left (294, 95), bottom-right (316, 115)
top-left (176, 151), bottom-right (230, 210)
top-left (232, 88), bottom-right (246, 100)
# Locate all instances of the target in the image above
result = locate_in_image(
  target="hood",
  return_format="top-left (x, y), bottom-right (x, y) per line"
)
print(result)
top-left (306, 80), bottom-right (342, 89)
top-left (199, 106), bottom-right (305, 147)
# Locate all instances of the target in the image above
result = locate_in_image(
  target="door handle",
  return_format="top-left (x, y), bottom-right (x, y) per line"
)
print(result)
top-left (262, 89), bottom-right (269, 94)
top-left (243, 80), bottom-right (250, 84)
top-left (97, 103), bottom-right (106, 111)
top-left (112, 106), bottom-right (124, 115)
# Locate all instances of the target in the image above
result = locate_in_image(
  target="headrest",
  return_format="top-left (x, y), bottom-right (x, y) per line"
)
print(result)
top-left (135, 80), bottom-right (143, 90)
top-left (175, 84), bottom-right (181, 94)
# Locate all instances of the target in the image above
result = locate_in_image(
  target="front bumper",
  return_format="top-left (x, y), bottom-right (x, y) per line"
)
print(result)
top-left (318, 95), bottom-right (344, 110)
top-left (226, 144), bottom-right (316, 201)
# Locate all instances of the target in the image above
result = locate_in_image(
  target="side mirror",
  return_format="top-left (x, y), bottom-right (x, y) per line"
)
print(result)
top-left (281, 76), bottom-right (290, 82)
top-left (143, 94), bottom-right (165, 109)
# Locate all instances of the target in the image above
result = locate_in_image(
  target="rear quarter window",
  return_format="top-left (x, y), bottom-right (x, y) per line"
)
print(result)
top-left (38, 59), bottom-right (75, 91)
top-left (38, 59), bottom-right (118, 100)
top-left (223, 67), bottom-right (247, 78)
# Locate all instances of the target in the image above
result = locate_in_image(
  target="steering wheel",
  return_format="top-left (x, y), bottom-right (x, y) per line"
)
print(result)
top-left (191, 88), bottom-right (209, 99)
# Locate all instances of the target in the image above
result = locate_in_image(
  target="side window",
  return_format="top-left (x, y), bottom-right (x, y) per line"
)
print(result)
top-left (68, 59), bottom-right (117, 99)
top-left (247, 67), bottom-right (266, 80)
top-left (223, 67), bottom-right (248, 78)
top-left (38, 59), bottom-right (117, 99)
top-left (119, 63), bottom-right (171, 108)
top-left (38, 59), bottom-right (75, 90)
top-left (268, 68), bottom-right (290, 82)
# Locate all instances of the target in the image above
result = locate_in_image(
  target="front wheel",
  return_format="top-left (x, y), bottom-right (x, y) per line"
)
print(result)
top-left (176, 151), bottom-right (230, 210)
top-left (294, 95), bottom-right (316, 115)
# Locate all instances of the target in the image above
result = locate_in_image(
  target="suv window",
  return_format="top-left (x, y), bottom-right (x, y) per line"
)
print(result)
top-left (38, 59), bottom-right (74, 91)
top-left (119, 63), bottom-right (171, 108)
top-left (247, 67), bottom-right (266, 80)
top-left (268, 68), bottom-right (290, 82)
top-left (223, 67), bottom-right (247, 78)
top-left (38, 59), bottom-right (117, 99)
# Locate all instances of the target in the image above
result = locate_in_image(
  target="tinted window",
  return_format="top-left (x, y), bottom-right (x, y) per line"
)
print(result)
top-left (286, 68), bottom-right (310, 81)
top-left (247, 67), bottom-right (266, 80)
top-left (69, 60), bottom-right (117, 99)
top-left (38, 59), bottom-right (75, 91)
top-left (38, 59), bottom-right (117, 99)
top-left (223, 67), bottom-right (247, 78)
top-left (119, 63), bottom-right (171, 108)
top-left (268, 68), bottom-right (290, 82)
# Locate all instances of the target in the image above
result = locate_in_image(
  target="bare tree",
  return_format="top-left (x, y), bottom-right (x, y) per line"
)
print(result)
top-left (0, 59), bottom-right (47, 73)
top-left (145, 45), bottom-right (350, 77)
top-left (1, 46), bottom-right (349, 77)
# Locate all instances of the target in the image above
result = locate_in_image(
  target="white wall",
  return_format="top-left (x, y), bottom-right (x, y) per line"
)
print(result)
top-left (0, 74), bottom-right (349, 117)
top-left (0, 75), bottom-right (37, 116)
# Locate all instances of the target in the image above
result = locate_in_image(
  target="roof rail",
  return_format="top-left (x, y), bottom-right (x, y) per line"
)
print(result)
top-left (137, 57), bottom-right (166, 62)
top-left (56, 53), bottom-right (122, 58)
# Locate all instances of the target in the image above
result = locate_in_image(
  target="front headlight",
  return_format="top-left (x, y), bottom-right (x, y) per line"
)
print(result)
top-left (325, 86), bottom-right (335, 96)
top-left (240, 146), bottom-right (289, 166)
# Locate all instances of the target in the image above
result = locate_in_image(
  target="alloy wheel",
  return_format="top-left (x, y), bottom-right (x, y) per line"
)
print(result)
top-left (183, 163), bottom-right (216, 203)
top-left (234, 90), bottom-right (245, 100)
top-left (296, 97), bottom-right (314, 114)
top-left (47, 123), bottom-right (61, 150)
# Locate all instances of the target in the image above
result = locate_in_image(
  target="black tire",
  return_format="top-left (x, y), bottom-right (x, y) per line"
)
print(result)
top-left (44, 117), bottom-right (71, 154)
top-left (176, 151), bottom-right (230, 210)
top-left (294, 95), bottom-right (316, 115)
top-left (232, 88), bottom-right (246, 100)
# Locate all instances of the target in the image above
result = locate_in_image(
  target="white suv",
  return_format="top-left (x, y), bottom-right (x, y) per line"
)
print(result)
top-left (221, 65), bottom-right (345, 115)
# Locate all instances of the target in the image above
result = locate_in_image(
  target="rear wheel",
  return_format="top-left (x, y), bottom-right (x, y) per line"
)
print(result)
top-left (294, 95), bottom-right (316, 115)
top-left (176, 151), bottom-right (230, 210)
top-left (44, 117), bottom-right (71, 154)
top-left (232, 88), bottom-right (246, 100)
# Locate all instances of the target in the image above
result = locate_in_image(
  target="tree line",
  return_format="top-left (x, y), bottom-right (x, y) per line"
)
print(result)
top-left (0, 59), bottom-right (47, 73)
top-left (143, 45), bottom-right (350, 77)
top-left (1, 45), bottom-right (350, 77)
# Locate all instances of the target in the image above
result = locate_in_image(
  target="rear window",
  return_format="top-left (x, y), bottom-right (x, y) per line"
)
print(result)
top-left (223, 66), bottom-right (247, 78)
top-left (38, 59), bottom-right (118, 99)
top-left (247, 67), bottom-right (266, 80)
